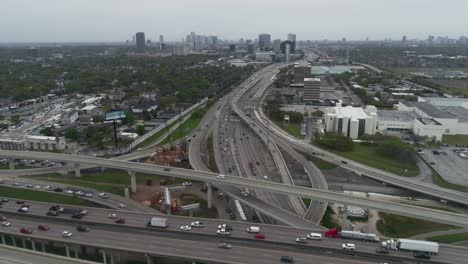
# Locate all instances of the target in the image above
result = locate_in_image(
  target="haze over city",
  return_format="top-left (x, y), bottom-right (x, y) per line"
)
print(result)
top-left (1, 0), bottom-right (468, 42)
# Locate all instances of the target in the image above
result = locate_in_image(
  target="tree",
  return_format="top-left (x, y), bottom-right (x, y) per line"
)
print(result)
top-left (40, 127), bottom-right (54, 137)
top-left (122, 111), bottom-right (135, 125)
top-left (376, 137), bottom-right (416, 164)
top-left (136, 125), bottom-right (145, 136)
top-left (64, 128), bottom-right (79, 140)
top-left (316, 133), bottom-right (355, 152)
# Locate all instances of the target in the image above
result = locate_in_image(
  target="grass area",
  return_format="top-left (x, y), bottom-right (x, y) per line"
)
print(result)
top-left (206, 132), bottom-right (219, 173)
top-left (0, 164), bottom-right (34, 170)
top-left (274, 121), bottom-right (305, 139)
top-left (0, 186), bottom-right (96, 206)
top-left (428, 232), bottom-right (468, 243)
top-left (159, 108), bottom-right (207, 146)
top-left (433, 79), bottom-right (468, 97)
top-left (302, 198), bottom-right (312, 208)
top-left (308, 155), bottom-right (337, 170)
top-left (376, 212), bottom-right (459, 238)
top-left (442, 134), bottom-right (468, 145)
top-left (317, 143), bottom-right (419, 177)
top-left (432, 170), bottom-right (468, 194)
top-left (320, 206), bottom-right (341, 229)
top-left (25, 170), bottom-right (186, 196)
top-left (134, 121), bottom-right (178, 149)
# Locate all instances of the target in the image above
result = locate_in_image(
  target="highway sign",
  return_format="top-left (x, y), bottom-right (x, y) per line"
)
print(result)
top-left (105, 111), bottom-right (126, 121)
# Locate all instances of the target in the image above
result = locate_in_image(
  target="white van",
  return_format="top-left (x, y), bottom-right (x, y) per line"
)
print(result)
top-left (246, 226), bottom-right (260, 233)
top-left (306, 233), bottom-right (322, 240)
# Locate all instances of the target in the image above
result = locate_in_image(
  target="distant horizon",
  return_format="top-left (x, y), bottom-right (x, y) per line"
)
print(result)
top-left (2, 0), bottom-right (468, 43)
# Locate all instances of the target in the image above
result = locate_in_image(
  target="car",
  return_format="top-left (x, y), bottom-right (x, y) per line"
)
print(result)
top-left (118, 203), bottom-right (125, 208)
top-left (20, 227), bottom-right (33, 234)
top-left (306, 233), bottom-right (322, 240)
top-left (241, 191), bottom-right (248, 197)
top-left (47, 211), bottom-right (59, 216)
top-left (190, 221), bottom-right (204, 228)
top-left (218, 242), bottom-right (232, 249)
top-left (65, 190), bottom-right (74, 194)
top-left (85, 193), bottom-right (93, 198)
top-left (376, 247), bottom-right (389, 254)
top-left (0, 179), bottom-right (4, 184)
top-left (76, 225), bottom-right (90, 232)
top-left (163, 168), bottom-right (171, 172)
top-left (217, 224), bottom-right (232, 231)
top-left (18, 206), bottom-right (29, 213)
top-left (342, 243), bottom-right (355, 250)
top-left (263, 175), bottom-right (268, 180)
top-left (98, 192), bottom-right (109, 198)
top-left (217, 229), bottom-right (231, 235)
top-left (182, 181), bottom-right (192, 186)
top-left (16, 201), bottom-right (25, 204)
top-left (0, 221), bottom-right (11, 227)
top-left (180, 225), bottom-right (191, 231)
top-left (25, 184), bottom-right (33, 188)
top-left (38, 225), bottom-right (49, 231)
top-left (1, 198), bottom-right (9, 203)
top-left (53, 187), bottom-right (63, 192)
top-left (413, 252), bottom-right (431, 259)
top-left (0, 215), bottom-right (6, 221)
top-left (254, 233), bottom-right (265, 239)
top-left (280, 256), bottom-right (295, 263)
top-left (115, 218), bottom-right (125, 224)
top-left (44, 186), bottom-right (52, 191)
top-left (216, 174), bottom-right (225, 179)
top-left (108, 213), bottom-right (118, 219)
top-left (13, 182), bottom-right (20, 186)
top-left (34, 185), bottom-right (41, 189)
top-left (72, 213), bottom-right (83, 219)
top-left (341, 161), bottom-right (348, 164)
top-left (296, 237), bottom-right (307, 243)
top-left (75, 191), bottom-right (85, 196)
top-left (61, 231), bottom-right (73, 238)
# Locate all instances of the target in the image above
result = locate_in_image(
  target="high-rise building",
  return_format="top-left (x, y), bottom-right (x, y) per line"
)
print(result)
top-left (229, 44), bottom-right (236, 52)
top-left (135, 32), bottom-right (146, 53)
top-left (280, 41), bottom-right (295, 54)
top-left (190, 32), bottom-right (196, 49)
top-left (287, 33), bottom-right (296, 43)
top-left (293, 63), bottom-right (312, 85)
top-left (258, 33), bottom-right (271, 51)
top-left (285, 44), bottom-right (291, 64)
top-left (272, 39), bottom-right (281, 53)
top-left (159, 35), bottom-right (164, 50)
top-left (303, 78), bottom-right (321, 102)
top-left (402, 35), bottom-right (407, 42)
top-left (246, 40), bottom-right (255, 54)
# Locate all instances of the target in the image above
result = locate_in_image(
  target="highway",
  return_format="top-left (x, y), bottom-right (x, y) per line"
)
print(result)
top-left (0, 244), bottom-right (100, 264)
top-left (0, 199), bottom-right (467, 264)
top-left (2, 150), bottom-right (468, 227)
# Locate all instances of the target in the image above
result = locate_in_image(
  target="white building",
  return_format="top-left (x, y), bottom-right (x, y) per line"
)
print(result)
top-left (60, 110), bottom-right (79, 125)
top-left (324, 104), bottom-right (377, 139)
top-left (80, 105), bottom-right (99, 116)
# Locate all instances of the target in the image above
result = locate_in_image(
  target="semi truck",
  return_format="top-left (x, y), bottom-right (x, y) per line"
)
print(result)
top-left (147, 217), bottom-right (169, 228)
top-left (324, 228), bottom-right (380, 242)
top-left (381, 239), bottom-right (439, 255)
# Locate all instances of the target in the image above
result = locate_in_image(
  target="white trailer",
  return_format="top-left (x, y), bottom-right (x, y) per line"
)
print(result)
top-left (147, 217), bottom-right (169, 228)
top-left (382, 239), bottom-right (439, 255)
top-left (339, 230), bottom-right (380, 242)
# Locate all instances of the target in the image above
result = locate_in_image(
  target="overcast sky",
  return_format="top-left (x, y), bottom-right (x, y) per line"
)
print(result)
top-left (1, 0), bottom-right (467, 42)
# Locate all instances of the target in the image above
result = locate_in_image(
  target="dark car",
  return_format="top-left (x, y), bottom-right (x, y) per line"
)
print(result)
top-left (0, 215), bottom-right (7, 221)
top-left (163, 168), bottom-right (171, 171)
top-left (38, 225), bottom-right (49, 231)
top-left (16, 201), bottom-right (25, 204)
top-left (72, 213), bottom-right (84, 219)
top-left (115, 218), bottom-right (125, 224)
top-left (1, 198), bottom-right (9, 203)
top-left (76, 225), bottom-right (90, 232)
top-left (414, 252), bottom-right (431, 259)
top-left (20, 227), bottom-right (33, 234)
top-left (376, 247), bottom-right (389, 254)
top-left (47, 211), bottom-right (59, 216)
top-left (280, 256), bottom-right (294, 263)
top-left (53, 188), bottom-right (63, 192)
top-left (341, 161), bottom-right (348, 164)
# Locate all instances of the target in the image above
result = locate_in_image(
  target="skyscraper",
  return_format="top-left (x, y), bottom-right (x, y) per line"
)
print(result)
top-left (190, 32), bottom-right (196, 49)
top-left (280, 41), bottom-right (296, 54)
top-left (159, 35), bottom-right (164, 50)
top-left (258, 33), bottom-right (271, 51)
top-left (272, 39), bottom-right (281, 53)
top-left (246, 40), bottom-right (254, 54)
top-left (287, 33), bottom-right (296, 43)
top-left (135, 32), bottom-right (146, 53)
top-left (285, 44), bottom-right (291, 64)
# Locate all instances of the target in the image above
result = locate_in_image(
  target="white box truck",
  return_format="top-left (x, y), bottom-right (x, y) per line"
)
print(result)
top-left (147, 217), bottom-right (169, 228)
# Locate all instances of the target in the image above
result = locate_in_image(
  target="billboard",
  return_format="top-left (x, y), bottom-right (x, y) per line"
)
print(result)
top-left (105, 111), bottom-right (126, 121)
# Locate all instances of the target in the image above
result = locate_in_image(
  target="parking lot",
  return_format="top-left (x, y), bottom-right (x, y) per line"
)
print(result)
top-left (421, 148), bottom-right (468, 186)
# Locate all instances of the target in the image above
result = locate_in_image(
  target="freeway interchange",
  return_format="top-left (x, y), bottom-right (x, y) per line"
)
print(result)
top-left (2, 63), bottom-right (468, 263)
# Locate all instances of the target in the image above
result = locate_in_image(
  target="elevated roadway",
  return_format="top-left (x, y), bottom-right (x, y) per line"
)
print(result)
top-left (0, 200), bottom-right (467, 264)
top-left (0, 244), bottom-right (100, 264)
top-left (2, 150), bottom-right (468, 227)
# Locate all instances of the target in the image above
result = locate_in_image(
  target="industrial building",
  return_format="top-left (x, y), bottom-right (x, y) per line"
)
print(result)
top-left (324, 104), bottom-right (377, 139)
top-left (303, 78), bottom-right (321, 102)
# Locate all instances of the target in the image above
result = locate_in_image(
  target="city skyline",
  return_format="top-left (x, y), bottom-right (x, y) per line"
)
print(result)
top-left (1, 0), bottom-right (468, 43)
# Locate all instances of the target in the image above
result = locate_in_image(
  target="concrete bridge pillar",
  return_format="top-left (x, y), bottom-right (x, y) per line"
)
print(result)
top-left (31, 240), bottom-right (36, 251)
top-left (109, 252), bottom-right (115, 264)
top-left (74, 248), bottom-right (79, 259)
top-left (21, 238), bottom-right (26, 248)
top-left (12, 237), bottom-right (16, 247)
top-left (40, 241), bottom-right (46, 252)
top-left (1, 235), bottom-right (5, 244)
top-left (65, 245), bottom-right (70, 258)
top-left (9, 160), bottom-right (14, 170)
top-left (74, 163), bottom-right (81, 177)
top-left (146, 254), bottom-right (154, 264)
top-left (102, 250), bottom-right (107, 264)
top-left (207, 183), bottom-right (212, 209)
top-left (128, 171), bottom-right (137, 193)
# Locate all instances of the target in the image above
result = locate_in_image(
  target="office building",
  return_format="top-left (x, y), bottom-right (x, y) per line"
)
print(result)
top-left (172, 45), bottom-right (188, 56)
top-left (303, 78), bottom-right (321, 102)
top-left (280, 41), bottom-right (296, 54)
top-left (285, 44), bottom-right (291, 64)
top-left (135, 32), bottom-right (146, 53)
top-left (159, 35), bottom-right (164, 50)
top-left (293, 63), bottom-right (312, 85)
top-left (258, 33), bottom-right (271, 51)
top-left (272, 39), bottom-right (281, 53)
top-left (229, 44), bottom-right (236, 52)
top-left (288, 33), bottom-right (296, 43)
